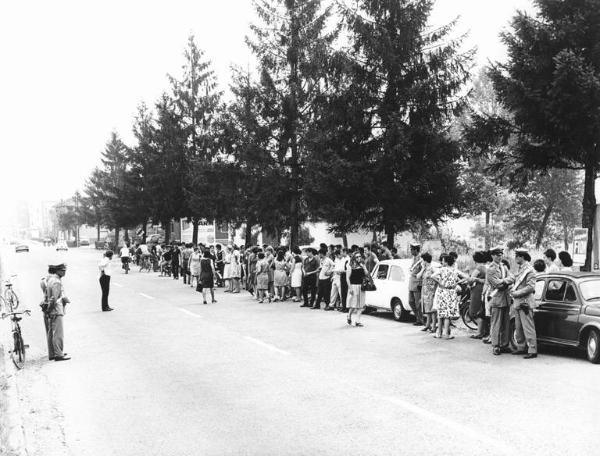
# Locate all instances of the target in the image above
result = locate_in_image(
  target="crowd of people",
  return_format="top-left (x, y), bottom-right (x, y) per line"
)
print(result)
top-left (98, 239), bottom-right (577, 359)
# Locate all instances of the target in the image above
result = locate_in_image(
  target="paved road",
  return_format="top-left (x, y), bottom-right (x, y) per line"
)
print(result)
top-left (1, 245), bottom-right (600, 456)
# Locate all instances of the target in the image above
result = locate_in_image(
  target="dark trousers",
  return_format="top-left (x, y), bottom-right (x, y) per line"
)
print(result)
top-left (172, 262), bottom-right (179, 279)
top-left (302, 275), bottom-right (317, 307)
top-left (100, 274), bottom-right (111, 310)
top-left (182, 265), bottom-right (190, 284)
top-left (340, 273), bottom-right (348, 310)
top-left (315, 278), bottom-right (332, 308)
top-left (409, 287), bottom-right (423, 323)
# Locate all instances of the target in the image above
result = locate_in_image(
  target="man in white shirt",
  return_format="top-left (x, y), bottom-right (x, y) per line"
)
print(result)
top-left (98, 250), bottom-right (114, 312)
top-left (313, 248), bottom-right (335, 310)
top-left (330, 249), bottom-right (349, 311)
top-left (119, 243), bottom-right (131, 273)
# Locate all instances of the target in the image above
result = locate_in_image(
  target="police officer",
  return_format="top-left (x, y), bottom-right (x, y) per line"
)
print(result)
top-left (44, 263), bottom-right (71, 361)
top-left (486, 246), bottom-right (514, 355)
top-left (408, 242), bottom-right (424, 325)
top-left (510, 249), bottom-right (538, 359)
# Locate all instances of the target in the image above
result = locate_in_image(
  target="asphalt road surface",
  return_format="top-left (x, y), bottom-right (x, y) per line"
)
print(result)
top-left (1, 244), bottom-right (599, 456)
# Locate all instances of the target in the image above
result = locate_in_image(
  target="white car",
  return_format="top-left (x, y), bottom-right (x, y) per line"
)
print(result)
top-left (365, 259), bottom-right (413, 321)
top-left (56, 240), bottom-right (68, 251)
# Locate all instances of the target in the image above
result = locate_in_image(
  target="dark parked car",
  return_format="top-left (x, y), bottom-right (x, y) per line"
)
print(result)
top-left (515, 271), bottom-right (600, 363)
top-left (15, 243), bottom-right (29, 253)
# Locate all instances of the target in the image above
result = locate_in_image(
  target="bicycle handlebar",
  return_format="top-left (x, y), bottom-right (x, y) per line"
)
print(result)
top-left (1, 309), bottom-right (30, 319)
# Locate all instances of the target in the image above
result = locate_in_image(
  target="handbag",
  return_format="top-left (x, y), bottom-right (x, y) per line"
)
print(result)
top-left (361, 273), bottom-right (376, 292)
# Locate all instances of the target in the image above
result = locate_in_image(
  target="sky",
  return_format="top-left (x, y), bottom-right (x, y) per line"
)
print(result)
top-left (0, 0), bottom-right (535, 213)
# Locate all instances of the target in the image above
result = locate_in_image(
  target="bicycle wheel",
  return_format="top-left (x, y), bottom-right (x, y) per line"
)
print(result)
top-left (461, 300), bottom-right (478, 331)
top-left (11, 329), bottom-right (26, 369)
top-left (4, 288), bottom-right (19, 310)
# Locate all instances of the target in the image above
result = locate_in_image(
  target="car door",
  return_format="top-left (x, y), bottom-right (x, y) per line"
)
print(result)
top-left (535, 278), bottom-right (582, 343)
top-left (366, 263), bottom-right (389, 309)
top-left (388, 265), bottom-right (409, 311)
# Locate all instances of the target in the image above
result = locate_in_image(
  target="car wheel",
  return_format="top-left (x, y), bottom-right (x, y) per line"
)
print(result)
top-left (586, 329), bottom-right (600, 364)
top-left (392, 298), bottom-right (408, 322)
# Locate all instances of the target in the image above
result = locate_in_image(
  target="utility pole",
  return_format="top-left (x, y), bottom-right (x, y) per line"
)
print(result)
top-left (75, 191), bottom-right (80, 247)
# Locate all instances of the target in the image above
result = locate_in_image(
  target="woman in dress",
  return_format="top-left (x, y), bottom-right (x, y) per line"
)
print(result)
top-left (469, 251), bottom-right (491, 339)
top-left (265, 246), bottom-right (275, 297)
top-left (417, 252), bottom-right (437, 333)
top-left (289, 246), bottom-right (304, 302)
top-left (230, 246), bottom-right (241, 293)
top-left (255, 252), bottom-right (270, 303)
top-left (273, 249), bottom-right (289, 301)
top-left (197, 249), bottom-right (217, 304)
top-left (223, 245), bottom-right (233, 292)
top-left (345, 252), bottom-right (369, 327)
top-left (431, 254), bottom-right (470, 339)
top-left (188, 246), bottom-right (202, 289)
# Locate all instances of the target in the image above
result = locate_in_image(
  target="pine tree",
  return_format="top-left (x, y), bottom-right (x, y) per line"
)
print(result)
top-left (308, 0), bottom-right (472, 248)
top-left (247, 0), bottom-right (338, 248)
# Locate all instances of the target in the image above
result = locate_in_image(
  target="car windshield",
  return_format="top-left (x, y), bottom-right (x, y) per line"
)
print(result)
top-left (578, 280), bottom-right (600, 301)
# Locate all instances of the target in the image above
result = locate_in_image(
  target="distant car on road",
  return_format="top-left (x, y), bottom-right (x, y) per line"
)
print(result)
top-left (365, 259), bottom-right (412, 321)
top-left (516, 271), bottom-right (600, 363)
top-left (79, 238), bottom-right (90, 246)
top-left (15, 243), bottom-right (29, 253)
top-left (56, 241), bottom-right (68, 251)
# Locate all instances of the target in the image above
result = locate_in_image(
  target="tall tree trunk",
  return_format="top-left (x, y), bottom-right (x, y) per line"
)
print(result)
top-left (124, 229), bottom-right (130, 243)
top-left (142, 220), bottom-right (148, 244)
top-left (563, 223), bottom-right (569, 251)
top-left (164, 221), bottom-right (171, 244)
top-left (484, 211), bottom-right (491, 250)
top-left (287, 2), bottom-right (300, 250)
top-left (535, 203), bottom-right (554, 249)
top-left (582, 158), bottom-right (596, 271)
top-left (245, 218), bottom-right (255, 247)
top-left (342, 233), bottom-right (348, 249)
top-left (192, 218), bottom-right (199, 245)
top-left (384, 222), bottom-right (396, 250)
top-left (434, 222), bottom-right (446, 251)
top-left (114, 227), bottom-right (120, 250)
top-left (96, 223), bottom-right (100, 242)
top-left (372, 231), bottom-right (377, 243)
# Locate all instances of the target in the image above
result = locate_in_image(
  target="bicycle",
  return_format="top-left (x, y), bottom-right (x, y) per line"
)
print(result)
top-left (1, 309), bottom-right (31, 369)
top-left (121, 257), bottom-right (131, 274)
top-left (139, 254), bottom-right (152, 273)
top-left (3, 275), bottom-right (19, 310)
top-left (458, 286), bottom-right (478, 331)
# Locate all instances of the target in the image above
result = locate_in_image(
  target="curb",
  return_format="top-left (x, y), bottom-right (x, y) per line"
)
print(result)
top-left (0, 252), bottom-right (27, 456)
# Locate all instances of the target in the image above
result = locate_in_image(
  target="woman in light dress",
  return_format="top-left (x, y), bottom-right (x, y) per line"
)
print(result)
top-left (431, 254), bottom-right (470, 339)
top-left (255, 252), bottom-right (271, 303)
top-left (346, 252), bottom-right (369, 327)
top-left (273, 249), bottom-right (289, 301)
top-left (223, 246), bottom-right (233, 292)
top-left (417, 252), bottom-right (437, 333)
top-left (289, 247), bottom-right (304, 302)
top-left (188, 246), bottom-right (202, 288)
top-left (230, 246), bottom-right (241, 293)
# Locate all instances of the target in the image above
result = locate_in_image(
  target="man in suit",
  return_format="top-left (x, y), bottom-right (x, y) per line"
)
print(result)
top-left (510, 249), bottom-right (538, 359)
top-left (486, 246), bottom-right (514, 355)
top-left (408, 242), bottom-right (424, 325)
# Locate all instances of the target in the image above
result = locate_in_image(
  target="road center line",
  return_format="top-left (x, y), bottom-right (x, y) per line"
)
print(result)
top-left (179, 308), bottom-right (202, 318)
top-left (113, 282), bottom-right (123, 288)
top-left (245, 336), bottom-right (290, 356)
top-left (139, 293), bottom-right (155, 300)
top-left (381, 394), bottom-right (514, 455)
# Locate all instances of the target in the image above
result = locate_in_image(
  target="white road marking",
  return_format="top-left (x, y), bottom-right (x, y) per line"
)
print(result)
top-left (179, 308), bottom-right (202, 318)
top-left (381, 395), bottom-right (514, 455)
top-left (244, 336), bottom-right (290, 356)
top-left (139, 293), bottom-right (155, 300)
top-left (113, 282), bottom-right (124, 288)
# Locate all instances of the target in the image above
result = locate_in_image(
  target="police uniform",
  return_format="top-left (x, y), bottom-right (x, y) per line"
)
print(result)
top-left (408, 243), bottom-right (424, 324)
top-left (44, 264), bottom-right (70, 361)
top-left (511, 249), bottom-right (538, 357)
top-left (485, 247), bottom-right (513, 354)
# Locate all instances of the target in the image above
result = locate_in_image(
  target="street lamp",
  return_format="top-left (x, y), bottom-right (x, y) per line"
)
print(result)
top-left (74, 191), bottom-right (80, 247)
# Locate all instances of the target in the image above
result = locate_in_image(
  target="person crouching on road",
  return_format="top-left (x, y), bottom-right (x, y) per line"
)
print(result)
top-left (43, 263), bottom-right (71, 361)
top-left (99, 250), bottom-right (114, 312)
top-left (510, 249), bottom-right (538, 359)
top-left (346, 252), bottom-right (369, 327)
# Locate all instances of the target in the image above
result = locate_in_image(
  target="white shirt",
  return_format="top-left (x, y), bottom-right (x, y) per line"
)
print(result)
top-left (120, 247), bottom-right (130, 258)
top-left (99, 257), bottom-right (112, 277)
top-left (139, 244), bottom-right (149, 255)
top-left (333, 257), bottom-right (348, 274)
top-left (319, 257), bottom-right (334, 280)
